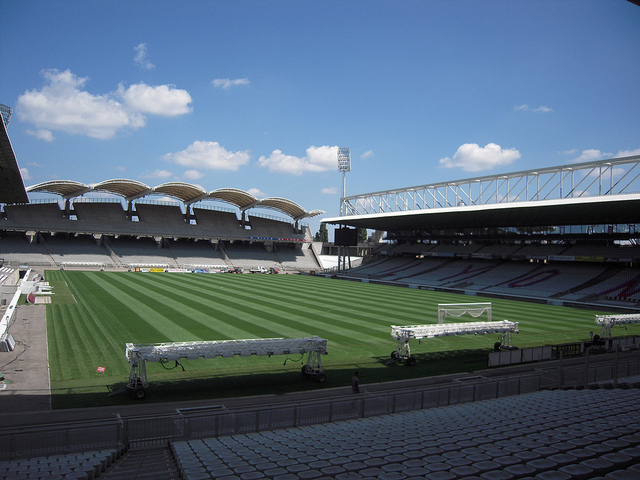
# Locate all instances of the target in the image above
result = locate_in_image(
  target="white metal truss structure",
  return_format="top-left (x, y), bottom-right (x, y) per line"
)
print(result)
top-left (595, 314), bottom-right (640, 338)
top-left (438, 303), bottom-right (492, 324)
top-left (390, 320), bottom-right (519, 365)
top-left (340, 156), bottom-right (640, 216)
top-left (125, 336), bottom-right (328, 398)
top-left (0, 104), bottom-right (12, 127)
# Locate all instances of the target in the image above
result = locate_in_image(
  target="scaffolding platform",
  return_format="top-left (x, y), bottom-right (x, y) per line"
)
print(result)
top-left (595, 314), bottom-right (640, 339)
top-left (124, 336), bottom-right (328, 399)
top-left (390, 320), bottom-right (519, 366)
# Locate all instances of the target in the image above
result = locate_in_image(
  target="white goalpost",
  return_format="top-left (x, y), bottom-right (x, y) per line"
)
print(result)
top-left (437, 302), bottom-right (492, 324)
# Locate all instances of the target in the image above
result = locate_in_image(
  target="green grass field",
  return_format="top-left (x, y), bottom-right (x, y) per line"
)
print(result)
top-left (43, 270), bottom-right (637, 408)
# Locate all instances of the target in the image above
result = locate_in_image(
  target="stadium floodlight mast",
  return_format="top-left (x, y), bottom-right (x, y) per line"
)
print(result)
top-left (338, 147), bottom-right (351, 216)
top-left (337, 147), bottom-right (352, 272)
top-left (0, 104), bottom-right (12, 128)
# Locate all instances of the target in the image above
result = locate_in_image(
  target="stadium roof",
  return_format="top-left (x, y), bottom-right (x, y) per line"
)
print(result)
top-left (93, 179), bottom-right (152, 199)
top-left (322, 194), bottom-right (640, 231)
top-left (0, 113), bottom-right (29, 204)
top-left (26, 179), bottom-right (324, 221)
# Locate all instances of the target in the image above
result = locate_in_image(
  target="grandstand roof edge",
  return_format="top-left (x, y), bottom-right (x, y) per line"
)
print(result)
top-left (26, 179), bottom-right (91, 198)
top-left (259, 197), bottom-right (307, 219)
top-left (323, 193), bottom-right (640, 230)
top-left (22, 180), bottom-right (321, 220)
top-left (0, 118), bottom-right (29, 204)
top-left (93, 179), bottom-right (152, 200)
top-left (154, 182), bottom-right (208, 204)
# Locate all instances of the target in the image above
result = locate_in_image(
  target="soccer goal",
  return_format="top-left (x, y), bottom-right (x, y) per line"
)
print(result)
top-left (437, 302), bottom-right (492, 324)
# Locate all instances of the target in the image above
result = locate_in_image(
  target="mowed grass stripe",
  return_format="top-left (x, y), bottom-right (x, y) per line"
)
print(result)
top-left (48, 301), bottom-right (125, 380)
top-left (108, 272), bottom-right (309, 339)
top-left (47, 275), bottom-right (130, 379)
top-left (235, 279), bottom-right (425, 333)
top-left (261, 275), bottom-right (447, 321)
top-left (202, 274), bottom-right (443, 330)
top-left (175, 273), bottom-right (441, 324)
top-left (65, 272), bottom-right (184, 342)
top-left (72, 273), bottom-right (173, 344)
top-left (47, 304), bottom-right (83, 379)
top-left (158, 273), bottom-right (407, 341)
top-left (48, 273), bottom-right (168, 379)
top-left (498, 303), bottom-right (598, 334)
top-left (81, 272), bottom-right (226, 341)
top-left (93, 272), bottom-right (232, 340)
top-left (128, 272), bottom-right (385, 344)
top-left (127, 272), bottom-right (316, 340)
top-left (156, 273), bottom-right (396, 340)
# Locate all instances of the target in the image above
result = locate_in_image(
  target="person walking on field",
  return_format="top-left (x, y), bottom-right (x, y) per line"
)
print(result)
top-left (351, 371), bottom-right (360, 394)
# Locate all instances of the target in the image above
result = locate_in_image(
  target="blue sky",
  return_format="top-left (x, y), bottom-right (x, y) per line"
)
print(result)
top-left (1, 1), bottom-right (639, 236)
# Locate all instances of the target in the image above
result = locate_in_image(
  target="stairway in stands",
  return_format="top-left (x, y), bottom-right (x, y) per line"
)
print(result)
top-left (100, 446), bottom-right (180, 480)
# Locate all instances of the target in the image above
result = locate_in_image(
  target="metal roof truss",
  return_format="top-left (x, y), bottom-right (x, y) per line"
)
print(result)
top-left (341, 156), bottom-right (640, 216)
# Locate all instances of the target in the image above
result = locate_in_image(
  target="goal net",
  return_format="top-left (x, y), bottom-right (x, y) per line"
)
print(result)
top-left (437, 303), bottom-right (492, 324)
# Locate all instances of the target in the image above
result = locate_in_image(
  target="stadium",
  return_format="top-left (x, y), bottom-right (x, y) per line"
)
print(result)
top-left (3, 101), bottom-right (640, 480)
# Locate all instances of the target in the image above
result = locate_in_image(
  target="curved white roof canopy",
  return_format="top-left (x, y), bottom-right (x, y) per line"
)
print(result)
top-left (26, 179), bottom-right (324, 221)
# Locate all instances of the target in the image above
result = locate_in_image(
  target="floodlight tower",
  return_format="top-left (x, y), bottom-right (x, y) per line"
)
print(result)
top-left (0, 104), bottom-right (12, 128)
top-left (338, 148), bottom-right (351, 216)
top-left (337, 148), bottom-right (351, 272)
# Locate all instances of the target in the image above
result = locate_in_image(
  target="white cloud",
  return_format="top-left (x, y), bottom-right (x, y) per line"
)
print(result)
top-left (26, 129), bottom-right (54, 142)
top-left (212, 78), bottom-right (250, 89)
top-left (134, 43), bottom-right (155, 70)
top-left (153, 195), bottom-right (179, 203)
top-left (118, 83), bottom-right (192, 116)
top-left (439, 143), bottom-right (521, 172)
top-left (321, 187), bottom-right (338, 194)
top-left (247, 188), bottom-right (266, 198)
top-left (182, 169), bottom-right (203, 180)
top-left (17, 69), bottom-right (143, 139)
top-left (20, 168), bottom-right (32, 180)
top-left (571, 149), bottom-right (612, 163)
top-left (514, 104), bottom-right (553, 113)
top-left (617, 148), bottom-right (640, 158)
top-left (16, 69), bottom-right (191, 139)
top-left (164, 141), bottom-right (250, 171)
top-left (569, 148), bottom-right (639, 163)
top-left (361, 150), bottom-right (374, 160)
top-left (258, 145), bottom-right (339, 175)
top-left (141, 169), bottom-right (173, 179)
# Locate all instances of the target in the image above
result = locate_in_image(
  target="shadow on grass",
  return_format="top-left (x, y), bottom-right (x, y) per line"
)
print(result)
top-left (51, 348), bottom-right (494, 410)
top-left (52, 368), bottom-right (344, 409)
top-left (371, 348), bottom-right (493, 380)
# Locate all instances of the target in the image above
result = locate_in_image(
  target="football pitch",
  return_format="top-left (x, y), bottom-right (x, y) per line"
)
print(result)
top-left (43, 270), bottom-right (633, 408)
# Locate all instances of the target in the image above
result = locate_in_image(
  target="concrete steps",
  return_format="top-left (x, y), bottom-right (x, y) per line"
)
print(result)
top-left (100, 447), bottom-right (179, 480)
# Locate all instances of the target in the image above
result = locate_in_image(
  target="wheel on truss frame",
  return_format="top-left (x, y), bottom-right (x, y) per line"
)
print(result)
top-left (405, 356), bottom-right (416, 367)
top-left (315, 372), bottom-right (327, 383)
top-left (132, 387), bottom-right (147, 400)
top-left (390, 351), bottom-right (399, 360)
